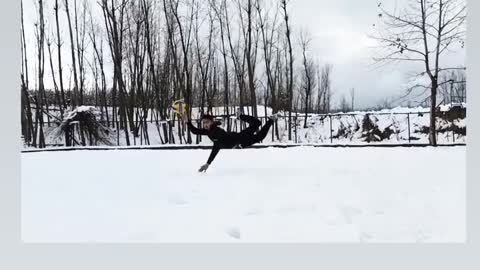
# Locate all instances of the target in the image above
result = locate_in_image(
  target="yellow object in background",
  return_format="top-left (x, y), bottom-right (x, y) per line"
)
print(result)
top-left (171, 100), bottom-right (187, 116)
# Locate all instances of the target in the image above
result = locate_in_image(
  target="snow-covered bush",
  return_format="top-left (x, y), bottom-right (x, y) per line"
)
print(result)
top-left (360, 114), bottom-right (397, 142)
top-left (53, 106), bottom-right (113, 146)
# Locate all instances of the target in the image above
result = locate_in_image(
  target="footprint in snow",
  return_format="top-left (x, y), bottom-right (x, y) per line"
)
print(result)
top-left (226, 227), bottom-right (241, 239)
top-left (359, 232), bottom-right (373, 242)
top-left (414, 230), bottom-right (430, 242)
top-left (340, 206), bottom-right (363, 224)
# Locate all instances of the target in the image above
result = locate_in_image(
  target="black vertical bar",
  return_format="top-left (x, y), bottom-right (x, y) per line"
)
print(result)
top-left (407, 113), bottom-right (411, 143)
top-left (329, 115), bottom-right (333, 143)
top-left (294, 116), bottom-right (297, 144)
top-left (271, 118), bottom-right (275, 142)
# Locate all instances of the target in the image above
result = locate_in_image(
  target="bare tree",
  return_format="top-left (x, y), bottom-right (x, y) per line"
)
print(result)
top-left (100, 0), bottom-right (131, 146)
top-left (224, 0), bottom-right (246, 114)
top-left (169, 0), bottom-right (195, 113)
top-left (46, 38), bottom-right (62, 114)
top-left (281, 0), bottom-right (294, 140)
top-left (54, 0), bottom-right (66, 113)
top-left (245, 0), bottom-right (258, 116)
top-left (318, 63), bottom-right (333, 113)
top-left (439, 68), bottom-right (466, 104)
top-left (89, 12), bottom-right (110, 127)
top-left (372, 0), bottom-right (466, 146)
top-left (195, 3), bottom-right (209, 115)
top-left (210, 0), bottom-right (230, 129)
top-left (256, 0), bottom-right (279, 113)
top-left (300, 31), bottom-right (315, 128)
top-left (21, 0), bottom-right (34, 146)
top-left (34, 0), bottom-right (47, 148)
top-left (64, 0), bottom-right (80, 107)
top-left (74, 0), bottom-right (89, 104)
top-left (339, 94), bottom-right (349, 113)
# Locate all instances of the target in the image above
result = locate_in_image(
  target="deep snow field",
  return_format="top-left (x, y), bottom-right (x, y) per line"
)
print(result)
top-left (21, 146), bottom-right (465, 243)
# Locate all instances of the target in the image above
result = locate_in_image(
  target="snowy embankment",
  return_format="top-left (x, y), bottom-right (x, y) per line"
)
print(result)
top-left (21, 146), bottom-right (465, 242)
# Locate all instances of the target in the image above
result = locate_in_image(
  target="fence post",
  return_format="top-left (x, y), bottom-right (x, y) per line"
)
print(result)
top-left (407, 113), bottom-right (411, 143)
top-left (294, 116), bottom-right (298, 144)
top-left (116, 120), bottom-right (120, 146)
top-left (271, 117), bottom-right (275, 142)
top-left (329, 114), bottom-right (333, 143)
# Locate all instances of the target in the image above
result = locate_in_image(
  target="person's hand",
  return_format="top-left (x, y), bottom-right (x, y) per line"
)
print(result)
top-left (198, 163), bottom-right (209, 173)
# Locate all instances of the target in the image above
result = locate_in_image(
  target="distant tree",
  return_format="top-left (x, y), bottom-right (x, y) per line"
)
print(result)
top-left (339, 94), bottom-right (349, 113)
top-left (54, 0), bottom-right (66, 113)
top-left (64, 0), bottom-right (80, 107)
top-left (439, 69), bottom-right (466, 104)
top-left (350, 88), bottom-right (355, 111)
top-left (317, 63), bottom-right (333, 113)
top-left (299, 31), bottom-right (316, 128)
top-left (374, 97), bottom-right (392, 111)
top-left (21, 0), bottom-right (34, 146)
top-left (34, 0), bottom-right (46, 148)
top-left (100, 0), bottom-right (131, 145)
top-left (281, 0), bottom-right (294, 139)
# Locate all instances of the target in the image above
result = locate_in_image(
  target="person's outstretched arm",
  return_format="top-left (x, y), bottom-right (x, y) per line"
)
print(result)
top-left (187, 121), bottom-right (208, 135)
top-left (199, 143), bottom-right (220, 172)
top-left (183, 113), bottom-right (208, 135)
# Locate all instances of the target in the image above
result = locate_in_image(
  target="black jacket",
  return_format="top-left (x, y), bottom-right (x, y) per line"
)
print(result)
top-left (187, 121), bottom-right (239, 164)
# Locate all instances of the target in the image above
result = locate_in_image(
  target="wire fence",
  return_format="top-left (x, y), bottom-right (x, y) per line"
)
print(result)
top-left (24, 109), bottom-right (466, 148)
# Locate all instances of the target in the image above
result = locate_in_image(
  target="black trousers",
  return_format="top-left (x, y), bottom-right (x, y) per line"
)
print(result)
top-left (237, 115), bottom-right (273, 148)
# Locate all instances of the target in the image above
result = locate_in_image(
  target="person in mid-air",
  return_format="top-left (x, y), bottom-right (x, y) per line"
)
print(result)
top-left (182, 110), bottom-right (278, 172)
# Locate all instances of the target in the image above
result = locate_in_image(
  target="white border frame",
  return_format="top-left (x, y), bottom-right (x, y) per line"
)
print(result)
top-left (1, 0), bottom-right (478, 269)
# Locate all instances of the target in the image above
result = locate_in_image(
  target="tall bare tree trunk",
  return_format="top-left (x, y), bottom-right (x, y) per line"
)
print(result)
top-left (47, 41), bottom-right (62, 115)
top-left (246, 0), bottom-right (257, 117)
top-left (54, 0), bottom-right (66, 114)
top-left (282, 0), bottom-right (293, 140)
top-left (64, 0), bottom-right (80, 107)
top-left (36, 0), bottom-right (46, 148)
top-left (101, 0), bottom-right (128, 145)
top-left (21, 0), bottom-right (34, 145)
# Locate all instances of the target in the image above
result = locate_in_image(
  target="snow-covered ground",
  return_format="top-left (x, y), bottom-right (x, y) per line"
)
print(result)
top-left (21, 146), bottom-right (465, 243)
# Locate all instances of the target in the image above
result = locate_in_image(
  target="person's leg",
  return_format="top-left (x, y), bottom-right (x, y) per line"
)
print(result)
top-left (253, 119), bottom-right (274, 142)
top-left (238, 114), bottom-right (262, 137)
top-left (240, 119), bottom-right (273, 148)
top-left (240, 114), bottom-right (261, 130)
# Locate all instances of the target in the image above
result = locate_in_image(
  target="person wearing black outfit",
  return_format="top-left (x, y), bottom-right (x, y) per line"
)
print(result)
top-left (183, 111), bottom-right (277, 172)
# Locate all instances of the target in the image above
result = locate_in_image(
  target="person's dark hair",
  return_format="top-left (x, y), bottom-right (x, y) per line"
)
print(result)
top-left (201, 114), bottom-right (214, 121)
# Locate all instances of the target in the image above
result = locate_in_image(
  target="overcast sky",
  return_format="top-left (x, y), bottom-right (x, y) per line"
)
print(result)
top-left (289, 0), bottom-right (466, 108)
top-left (23, 0), bottom-right (466, 109)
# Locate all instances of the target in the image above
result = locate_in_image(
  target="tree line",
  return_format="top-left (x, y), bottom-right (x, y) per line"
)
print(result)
top-left (21, 0), bottom-right (336, 148)
top-left (20, 0), bottom-right (466, 148)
